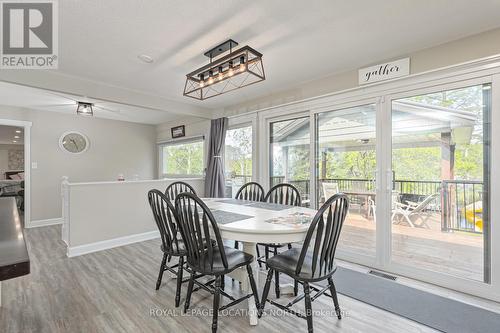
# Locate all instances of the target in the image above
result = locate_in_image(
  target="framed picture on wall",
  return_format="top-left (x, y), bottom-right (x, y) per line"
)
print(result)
top-left (171, 125), bottom-right (185, 138)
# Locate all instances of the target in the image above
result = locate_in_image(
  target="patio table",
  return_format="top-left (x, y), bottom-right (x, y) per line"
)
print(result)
top-left (342, 190), bottom-right (375, 217)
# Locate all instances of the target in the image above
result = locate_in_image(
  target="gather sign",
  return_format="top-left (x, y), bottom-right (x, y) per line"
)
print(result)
top-left (358, 58), bottom-right (410, 85)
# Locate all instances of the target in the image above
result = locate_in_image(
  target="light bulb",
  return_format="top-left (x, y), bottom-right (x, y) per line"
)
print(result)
top-left (218, 66), bottom-right (223, 80)
top-left (208, 70), bottom-right (214, 84)
top-left (228, 68), bottom-right (234, 77)
top-left (200, 81), bottom-right (205, 87)
top-left (239, 55), bottom-right (246, 71)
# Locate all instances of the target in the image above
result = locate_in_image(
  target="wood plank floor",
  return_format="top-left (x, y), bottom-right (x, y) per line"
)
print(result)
top-left (0, 225), bottom-right (436, 333)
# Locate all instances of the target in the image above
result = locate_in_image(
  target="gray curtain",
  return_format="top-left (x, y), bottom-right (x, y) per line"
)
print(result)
top-left (204, 117), bottom-right (228, 197)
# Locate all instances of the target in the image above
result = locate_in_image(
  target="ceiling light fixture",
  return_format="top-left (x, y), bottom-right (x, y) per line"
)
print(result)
top-left (15, 130), bottom-right (21, 133)
top-left (76, 102), bottom-right (94, 116)
top-left (183, 39), bottom-right (265, 100)
top-left (138, 54), bottom-right (154, 63)
top-left (14, 136), bottom-right (19, 139)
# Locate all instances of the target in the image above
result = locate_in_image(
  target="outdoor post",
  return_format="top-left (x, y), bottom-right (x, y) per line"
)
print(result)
top-left (441, 132), bottom-right (455, 231)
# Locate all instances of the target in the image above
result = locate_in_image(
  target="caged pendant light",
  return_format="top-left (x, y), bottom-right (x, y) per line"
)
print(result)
top-left (76, 102), bottom-right (94, 116)
top-left (183, 39), bottom-right (265, 100)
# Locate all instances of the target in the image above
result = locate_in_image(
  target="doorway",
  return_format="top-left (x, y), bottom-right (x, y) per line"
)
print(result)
top-left (0, 119), bottom-right (31, 227)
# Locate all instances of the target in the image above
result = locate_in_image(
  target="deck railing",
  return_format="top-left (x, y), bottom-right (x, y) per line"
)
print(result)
top-left (441, 180), bottom-right (484, 234)
top-left (228, 175), bottom-right (484, 234)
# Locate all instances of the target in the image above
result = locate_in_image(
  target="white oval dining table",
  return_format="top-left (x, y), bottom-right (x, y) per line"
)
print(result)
top-left (201, 198), bottom-right (317, 326)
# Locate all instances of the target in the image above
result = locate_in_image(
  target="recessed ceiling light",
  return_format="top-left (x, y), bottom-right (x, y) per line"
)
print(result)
top-left (12, 140), bottom-right (17, 143)
top-left (14, 136), bottom-right (19, 139)
top-left (138, 54), bottom-right (154, 63)
top-left (15, 130), bottom-right (21, 133)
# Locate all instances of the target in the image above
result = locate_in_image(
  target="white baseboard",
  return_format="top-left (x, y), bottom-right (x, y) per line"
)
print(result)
top-left (26, 217), bottom-right (63, 228)
top-left (67, 230), bottom-right (160, 258)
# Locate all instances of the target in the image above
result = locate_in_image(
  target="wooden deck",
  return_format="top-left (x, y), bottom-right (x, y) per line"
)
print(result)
top-left (338, 212), bottom-right (484, 282)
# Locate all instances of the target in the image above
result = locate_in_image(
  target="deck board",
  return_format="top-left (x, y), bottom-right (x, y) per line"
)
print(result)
top-left (338, 212), bottom-right (484, 281)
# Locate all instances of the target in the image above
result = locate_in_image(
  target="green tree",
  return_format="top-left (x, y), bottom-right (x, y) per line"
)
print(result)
top-left (163, 141), bottom-right (203, 175)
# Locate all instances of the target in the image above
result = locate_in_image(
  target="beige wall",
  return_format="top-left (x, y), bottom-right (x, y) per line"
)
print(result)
top-left (0, 106), bottom-right (157, 221)
top-left (157, 115), bottom-right (210, 142)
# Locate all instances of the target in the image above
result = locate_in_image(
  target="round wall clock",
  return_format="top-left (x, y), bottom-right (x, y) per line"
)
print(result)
top-left (59, 131), bottom-right (89, 154)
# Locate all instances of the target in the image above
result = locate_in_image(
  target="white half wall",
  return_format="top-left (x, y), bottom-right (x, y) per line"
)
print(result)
top-left (63, 178), bottom-right (204, 257)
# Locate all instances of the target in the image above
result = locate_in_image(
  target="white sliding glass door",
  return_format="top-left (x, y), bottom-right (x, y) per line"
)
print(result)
top-left (315, 104), bottom-right (377, 257)
top-left (262, 73), bottom-right (499, 300)
top-left (269, 116), bottom-right (311, 206)
top-left (390, 83), bottom-right (491, 283)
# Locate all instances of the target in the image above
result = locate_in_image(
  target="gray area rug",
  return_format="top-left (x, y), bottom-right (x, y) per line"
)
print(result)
top-left (329, 267), bottom-right (500, 333)
top-left (211, 210), bottom-right (253, 224)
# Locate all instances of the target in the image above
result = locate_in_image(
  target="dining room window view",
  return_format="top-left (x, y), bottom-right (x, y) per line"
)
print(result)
top-left (159, 137), bottom-right (205, 177)
top-left (225, 125), bottom-right (253, 197)
top-left (3, 2), bottom-right (500, 333)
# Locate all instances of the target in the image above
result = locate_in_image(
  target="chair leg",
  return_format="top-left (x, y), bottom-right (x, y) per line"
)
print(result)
top-left (246, 265), bottom-right (260, 311)
top-left (156, 253), bottom-right (167, 290)
top-left (264, 245), bottom-right (269, 268)
top-left (221, 275), bottom-right (225, 290)
top-left (294, 279), bottom-right (299, 296)
top-left (274, 247), bottom-right (280, 298)
top-left (174, 256), bottom-right (184, 307)
top-left (404, 214), bottom-right (416, 228)
top-left (256, 244), bottom-right (262, 268)
top-left (259, 269), bottom-right (274, 318)
top-left (304, 282), bottom-right (314, 333)
top-left (184, 273), bottom-right (195, 313)
top-left (391, 211), bottom-right (398, 223)
top-left (327, 277), bottom-right (341, 319)
top-left (212, 276), bottom-right (221, 333)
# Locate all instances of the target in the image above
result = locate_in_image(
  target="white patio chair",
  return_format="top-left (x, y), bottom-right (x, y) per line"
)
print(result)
top-left (368, 191), bottom-right (400, 223)
top-left (391, 193), bottom-right (440, 228)
top-left (322, 182), bottom-right (339, 202)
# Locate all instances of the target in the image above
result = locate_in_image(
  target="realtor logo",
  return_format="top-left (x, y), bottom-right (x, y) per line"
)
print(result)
top-left (0, 0), bottom-right (58, 69)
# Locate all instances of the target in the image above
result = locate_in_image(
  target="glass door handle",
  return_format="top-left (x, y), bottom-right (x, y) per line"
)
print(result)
top-left (387, 170), bottom-right (393, 191)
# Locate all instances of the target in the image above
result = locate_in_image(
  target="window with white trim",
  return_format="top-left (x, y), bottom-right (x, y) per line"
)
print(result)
top-left (159, 137), bottom-right (205, 177)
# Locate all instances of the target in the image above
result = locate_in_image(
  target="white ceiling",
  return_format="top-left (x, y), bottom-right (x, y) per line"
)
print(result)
top-left (3, 0), bottom-right (500, 123)
top-left (0, 82), bottom-right (180, 124)
top-left (0, 125), bottom-right (23, 145)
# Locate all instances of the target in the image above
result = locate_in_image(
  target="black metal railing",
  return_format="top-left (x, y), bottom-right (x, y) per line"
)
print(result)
top-left (441, 180), bottom-right (484, 234)
top-left (225, 174), bottom-right (253, 198)
top-left (227, 175), bottom-right (484, 234)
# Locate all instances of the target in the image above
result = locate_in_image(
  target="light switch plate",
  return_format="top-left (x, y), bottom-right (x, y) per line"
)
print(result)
top-left (32, 162), bottom-right (38, 169)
